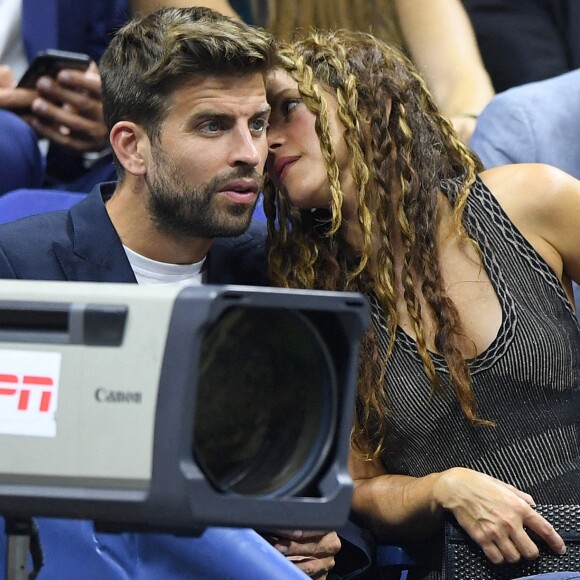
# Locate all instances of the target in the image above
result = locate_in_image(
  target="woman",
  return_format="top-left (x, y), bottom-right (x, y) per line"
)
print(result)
top-left (247, 0), bottom-right (494, 141)
top-left (264, 29), bottom-right (580, 579)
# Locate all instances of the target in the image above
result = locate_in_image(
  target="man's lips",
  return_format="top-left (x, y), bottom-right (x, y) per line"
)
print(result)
top-left (274, 156), bottom-right (300, 183)
top-left (218, 179), bottom-right (260, 204)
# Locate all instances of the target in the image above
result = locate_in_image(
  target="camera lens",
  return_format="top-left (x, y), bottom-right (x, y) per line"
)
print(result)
top-left (193, 306), bottom-right (337, 496)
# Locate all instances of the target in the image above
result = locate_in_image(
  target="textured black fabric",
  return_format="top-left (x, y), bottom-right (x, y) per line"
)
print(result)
top-left (372, 176), bottom-right (580, 579)
top-left (462, 0), bottom-right (580, 92)
top-left (443, 504), bottom-right (580, 579)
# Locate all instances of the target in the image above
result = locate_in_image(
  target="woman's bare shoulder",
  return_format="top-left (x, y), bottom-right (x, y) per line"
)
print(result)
top-left (477, 163), bottom-right (580, 283)
top-left (477, 163), bottom-right (578, 223)
top-left (479, 162), bottom-right (571, 199)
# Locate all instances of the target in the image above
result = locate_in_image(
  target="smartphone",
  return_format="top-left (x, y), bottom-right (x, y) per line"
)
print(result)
top-left (17, 49), bottom-right (91, 89)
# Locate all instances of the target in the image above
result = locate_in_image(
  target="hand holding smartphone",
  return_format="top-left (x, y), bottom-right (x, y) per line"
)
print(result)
top-left (15, 49), bottom-right (107, 153)
top-left (17, 49), bottom-right (91, 89)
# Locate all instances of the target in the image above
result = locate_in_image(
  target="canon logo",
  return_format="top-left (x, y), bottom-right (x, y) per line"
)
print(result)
top-left (95, 389), bottom-right (142, 404)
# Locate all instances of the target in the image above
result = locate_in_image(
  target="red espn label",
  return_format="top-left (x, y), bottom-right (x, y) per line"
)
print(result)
top-left (0, 374), bottom-right (53, 412)
top-left (0, 350), bottom-right (61, 437)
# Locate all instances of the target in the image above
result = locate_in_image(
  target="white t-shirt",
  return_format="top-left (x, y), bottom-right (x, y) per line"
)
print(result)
top-left (0, 0), bottom-right (28, 81)
top-left (123, 245), bottom-right (205, 288)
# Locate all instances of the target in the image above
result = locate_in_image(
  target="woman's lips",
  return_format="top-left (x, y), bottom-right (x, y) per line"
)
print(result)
top-left (275, 156), bottom-right (300, 183)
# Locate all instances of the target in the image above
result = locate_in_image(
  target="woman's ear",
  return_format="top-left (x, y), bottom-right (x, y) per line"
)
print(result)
top-left (109, 121), bottom-right (149, 177)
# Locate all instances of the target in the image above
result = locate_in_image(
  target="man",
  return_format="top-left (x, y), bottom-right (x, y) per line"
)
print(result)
top-left (0, 0), bottom-right (129, 195)
top-left (0, 7), bottom-right (339, 579)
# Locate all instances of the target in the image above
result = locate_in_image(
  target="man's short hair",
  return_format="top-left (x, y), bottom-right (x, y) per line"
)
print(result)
top-left (100, 7), bottom-right (274, 146)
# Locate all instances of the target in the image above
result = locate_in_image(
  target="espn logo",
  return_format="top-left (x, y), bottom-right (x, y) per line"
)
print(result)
top-left (0, 350), bottom-right (61, 438)
top-left (0, 374), bottom-right (53, 413)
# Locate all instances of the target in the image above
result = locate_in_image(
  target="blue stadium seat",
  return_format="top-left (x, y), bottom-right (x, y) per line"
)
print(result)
top-left (0, 188), bottom-right (85, 224)
top-left (0, 188), bottom-right (269, 225)
top-left (0, 519), bottom-right (309, 579)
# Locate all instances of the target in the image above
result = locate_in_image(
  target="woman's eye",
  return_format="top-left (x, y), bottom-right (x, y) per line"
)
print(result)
top-left (283, 100), bottom-right (300, 115)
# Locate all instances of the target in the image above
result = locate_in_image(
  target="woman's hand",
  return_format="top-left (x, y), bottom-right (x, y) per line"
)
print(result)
top-left (434, 467), bottom-right (566, 564)
top-left (350, 453), bottom-right (566, 565)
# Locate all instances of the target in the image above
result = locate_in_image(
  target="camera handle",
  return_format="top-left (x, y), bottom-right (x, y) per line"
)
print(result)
top-left (5, 518), bottom-right (43, 580)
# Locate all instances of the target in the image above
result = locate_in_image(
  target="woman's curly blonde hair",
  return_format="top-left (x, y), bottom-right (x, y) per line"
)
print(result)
top-left (263, 29), bottom-right (490, 459)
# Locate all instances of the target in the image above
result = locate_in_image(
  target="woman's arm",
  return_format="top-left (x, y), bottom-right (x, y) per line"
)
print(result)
top-left (349, 453), bottom-right (443, 539)
top-left (349, 453), bottom-right (566, 564)
top-left (393, 0), bottom-right (494, 142)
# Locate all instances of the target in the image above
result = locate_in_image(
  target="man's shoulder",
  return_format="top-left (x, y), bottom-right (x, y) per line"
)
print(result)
top-left (0, 210), bottom-right (72, 279)
top-left (0, 184), bottom-right (107, 249)
top-left (0, 209), bottom-right (70, 245)
top-left (487, 69), bottom-right (580, 113)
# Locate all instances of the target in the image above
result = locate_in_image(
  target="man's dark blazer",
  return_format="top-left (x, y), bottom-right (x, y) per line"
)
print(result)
top-left (0, 183), bottom-right (268, 285)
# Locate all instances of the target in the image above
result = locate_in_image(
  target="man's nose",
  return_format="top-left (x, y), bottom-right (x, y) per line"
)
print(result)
top-left (232, 128), bottom-right (262, 167)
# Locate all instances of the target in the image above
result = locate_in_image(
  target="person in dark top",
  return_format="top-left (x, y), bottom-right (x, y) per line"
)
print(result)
top-left (0, 0), bottom-right (130, 195)
top-left (264, 28), bottom-right (580, 579)
top-left (462, 0), bottom-right (580, 92)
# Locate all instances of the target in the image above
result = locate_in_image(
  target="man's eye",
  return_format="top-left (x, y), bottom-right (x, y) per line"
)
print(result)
top-left (251, 118), bottom-right (268, 133)
top-left (203, 120), bottom-right (221, 132)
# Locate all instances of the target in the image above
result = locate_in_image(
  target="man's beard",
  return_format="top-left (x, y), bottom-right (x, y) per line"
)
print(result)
top-left (146, 148), bottom-right (261, 239)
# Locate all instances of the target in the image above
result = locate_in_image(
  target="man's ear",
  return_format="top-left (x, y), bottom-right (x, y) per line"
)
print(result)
top-left (110, 121), bottom-right (149, 176)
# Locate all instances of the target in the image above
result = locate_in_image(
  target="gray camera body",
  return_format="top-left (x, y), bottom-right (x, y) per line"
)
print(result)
top-left (0, 280), bottom-right (369, 533)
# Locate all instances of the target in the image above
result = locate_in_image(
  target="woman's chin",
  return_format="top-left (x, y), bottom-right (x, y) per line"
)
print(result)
top-left (287, 191), bottom-right (328, 211)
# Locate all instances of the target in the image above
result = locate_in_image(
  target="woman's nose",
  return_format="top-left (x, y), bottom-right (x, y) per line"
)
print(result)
top-left (267, 125), bottom-right (284, 151)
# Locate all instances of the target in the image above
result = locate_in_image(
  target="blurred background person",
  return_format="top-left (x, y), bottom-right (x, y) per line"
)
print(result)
top-left (470, 69), bottom-right (580, 179)
top-left (133, 0), bottom-right (495, 143)
top-left (0, 0), bottom-right (129, 196)
top-left (462, 0), bottom-right (580, 92)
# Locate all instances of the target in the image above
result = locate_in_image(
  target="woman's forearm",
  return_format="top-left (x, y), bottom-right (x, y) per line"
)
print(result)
top-left (352, 470), bottom-right (446, 541)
